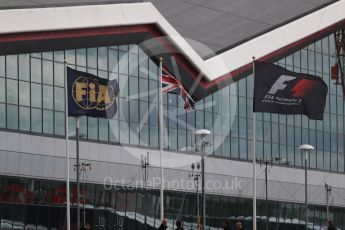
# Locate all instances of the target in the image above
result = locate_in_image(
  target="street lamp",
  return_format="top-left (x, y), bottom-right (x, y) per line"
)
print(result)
top-left (79, 162), bottom-right (91, 228)
top-left (71, 118), bottom-right (86, 230)
top-left (141, 152), bottom-right (150, 230)
top-left (298, 144), bottom-right (314, 230)
top-left (257, 157), bottom-right (290, 230)
top-left (325, 183), bottom-right (332, 223)
top-left (189, 162), bottom-right (201, 230)
top-left (195, 129), bottom-right (211, 230)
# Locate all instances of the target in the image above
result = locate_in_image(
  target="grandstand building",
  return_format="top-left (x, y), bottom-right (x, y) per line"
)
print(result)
top-left (0, 0), bottom-right (345, 229)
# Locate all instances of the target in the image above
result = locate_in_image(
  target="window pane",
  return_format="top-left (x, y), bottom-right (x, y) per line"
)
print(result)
top-left (54, 51), bottom-right (64, 62)
top-left (317, 150), bottom-right (323, 169)
top-left (150, 126), bottom-right (158, 147)
top-left (31, 83), bottom-right (42, 108)
top-left (168, 128), bottom-right (177, 150)
top-left (0, 56), bottom-right (4, 77)
top-left (43, 60), bottom-right (53, 85)
top-left (119, 51), bottom-right (128, 75)
top-left (240, 139), bottom-right (247, 159)
top-left (130, 123), bottom-right (139, 145)
top-left (331, 152), bottom-right (337, 172)
top-left (149, 59), bottom-right (157, 79)
top-left (99, 118), bottom-right (108, 141)
top-left (118, 76), bottom-right (128, 99)
top-left (129, 100), bottom-right (139, 123)
top-left (178, 129), bottom-right (187, 150)
top-left (119, 45), bottom-right (128, 51)
top-left (108, 48), bottom-right (118, 74)
top-left (109, 119), bottom-right (119, 142)
top-left (149, 80), bottom-right (158, 102)
top-left (19, 106), bottom-right (30, 131)
top-left (54, 63), bottom-right (64, 87)
top-left (324, 151), bottom-right (331, 170)
top-left (7, 104), bottom-right (18, 129)
top-left (6, 79), bottom-right (18, 104)
top-left (129, 53), bottom-right (138, 76)
top-left (231, 137), bottom-right (239, 158)
top-left (54, 87), bottom-right (64, 111)
top-left (6, 55), bottom-right (18, 79)
top-left (98, 47), bottom-right (108, 71)
top-left (42, 51), bottom-right (53, 60)
top-left (31, 57), bottom-right (41, 83)
top-left (43, 110), bottom-right (54, 134)
top-left (222, 136), bottom-right (230, 157)
top-left (129, 76), bottom-right (138, 98)
top-left (87, 48), bottom-right (97, 69)
top-left (140, 124), bottom-right (149, 146)
top-left (119, 98), bottom-right (128, 121)
top-left (55, 111), bottom-right (65, 135)
top-left (139, 78), bottom-right (148, 101)
top-left (338, 154), bottom-right (344, 173)
top-left (120, 121), bottom-right (129, 144)
top-left (79, 116), bottom-right (87, 138)
top-left (149, 102), bottom-right (158, 126)
top-left (0, 103), bottom-right (5, 128)
top-left (88, 117), bottom-right (98, 140)
top-left (76, 49), bottom-right (86, 66)
top-left (31, 108), bottom-right (42, 132)
top-left (139, 49), bottom-right (148, 77)
top-left (19, 81), bottom-right (30, 106)
top-left (66, 49), bottom-right (75, 65)
top-left (43, 85), bottom-right (53, 109)
top-left (19, 54), bottom-right (30, 81)
top-left (0, 77), bottom-right (5, 102)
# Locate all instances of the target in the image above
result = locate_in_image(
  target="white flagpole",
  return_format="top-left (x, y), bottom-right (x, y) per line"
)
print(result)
top-left (159, 57), bottom-right (164, 220)
top-left (252, 56), bottom-right (257, 230)
top-left (64, 59), bottom-right (71, 230)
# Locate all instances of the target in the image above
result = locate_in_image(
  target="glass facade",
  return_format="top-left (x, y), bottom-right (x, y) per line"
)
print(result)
top-left (0, 33), bottom-right (345, 229)
top-left (0, 175), bottom-right (345, 230)
top-left (0, 35), bottom-right (343, 172)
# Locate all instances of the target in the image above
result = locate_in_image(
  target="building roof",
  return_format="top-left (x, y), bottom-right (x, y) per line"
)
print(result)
top-left (0, 0), bottom-right (339, 58)
top-left (0, 0), bottom-right (344, 100)
top-left (151, 0), bottom-right (338, 58)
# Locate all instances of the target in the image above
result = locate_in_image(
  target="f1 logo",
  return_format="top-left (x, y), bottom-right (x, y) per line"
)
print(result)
top-left (268, 75), bottom-right (296, 94)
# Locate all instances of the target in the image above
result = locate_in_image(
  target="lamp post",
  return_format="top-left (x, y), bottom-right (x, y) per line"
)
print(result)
top-left (141, 152), bottom-right (150, 230)
top-left (298, 144), bottom-right (314, 230)
top-left (189, 162), bottom-right (201, 230)
top-left (71, 119), bottom-right (85, 230)
top-left (325, 183), bottom-right (332, 222)
top-left (257, 157), bottom-right (290, 230)
top-left (79, 162), bottom-right (91, 228)
top-left (195, 129), bottom-right (211, 230)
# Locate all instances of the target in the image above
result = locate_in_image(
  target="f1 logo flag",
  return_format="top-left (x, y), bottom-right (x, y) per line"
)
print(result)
top-left (253, 61), bottom-right (328, 120)
top-left (67, 67), bottom-right (119, 118)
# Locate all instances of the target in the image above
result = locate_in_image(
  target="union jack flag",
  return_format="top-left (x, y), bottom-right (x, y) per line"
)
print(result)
top-left (162, 68), bottom-right (195, 110)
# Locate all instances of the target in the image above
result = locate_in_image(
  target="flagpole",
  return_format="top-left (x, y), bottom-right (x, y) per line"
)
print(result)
top-left (159, 57), bottom-right (164, 221)
top-left (64, 59), bottom-right (71, 230)
top-left (252, 56), bottom-right (257, 230)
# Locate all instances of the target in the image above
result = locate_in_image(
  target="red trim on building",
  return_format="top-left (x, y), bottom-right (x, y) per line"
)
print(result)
top-left (0, 25), bottom-right (160, 43)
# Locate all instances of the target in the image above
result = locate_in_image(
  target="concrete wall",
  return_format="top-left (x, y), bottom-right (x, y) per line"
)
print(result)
top-left (1, 130), bottom-right (345, 208)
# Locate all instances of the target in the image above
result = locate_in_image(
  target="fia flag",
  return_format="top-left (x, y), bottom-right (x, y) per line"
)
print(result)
top-left (67, 67), bottom-right (119, 118)
top-left (253, 61), bottom-right (327, 120)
